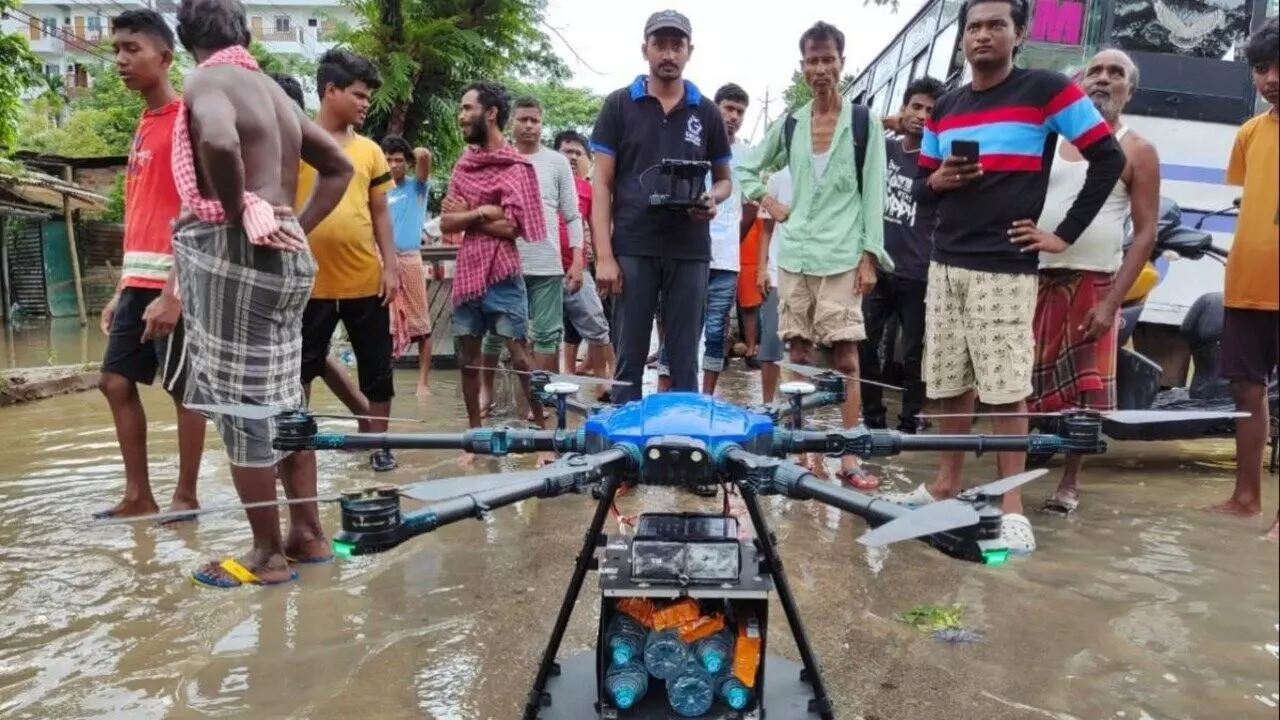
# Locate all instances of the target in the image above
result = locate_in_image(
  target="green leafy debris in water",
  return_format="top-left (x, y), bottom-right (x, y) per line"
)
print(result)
top-left (895, 603), bottom-right (965, 633)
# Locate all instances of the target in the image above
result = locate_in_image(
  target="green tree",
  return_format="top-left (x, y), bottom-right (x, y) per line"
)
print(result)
top-left (335, 0), bottom-right (569, 166)
top-left (0, 4), bottom-right (44, 153)
top-left (505, 79), bottom-right (601, 141)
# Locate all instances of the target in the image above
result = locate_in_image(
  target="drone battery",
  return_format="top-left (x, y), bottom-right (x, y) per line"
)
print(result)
top-left (630, 513), bottom-right (740, 584)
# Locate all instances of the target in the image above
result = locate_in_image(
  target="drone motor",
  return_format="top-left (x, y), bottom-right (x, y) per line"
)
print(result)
top-left (275, 411), bottom-right (320, 451)
top-left (334, 486), bottom-right (404, 557)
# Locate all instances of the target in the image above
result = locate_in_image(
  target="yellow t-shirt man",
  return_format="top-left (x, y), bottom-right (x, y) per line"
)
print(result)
top-left (1224, 111), bottom-right (1279, 311)
top-left (296, 134), bottom-right (394, 299)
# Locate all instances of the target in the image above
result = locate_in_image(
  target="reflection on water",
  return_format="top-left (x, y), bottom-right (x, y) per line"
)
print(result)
top-left (0, 319), bottom-right (105, 371)
top-left (0, 351), bottom-right (1277, 719)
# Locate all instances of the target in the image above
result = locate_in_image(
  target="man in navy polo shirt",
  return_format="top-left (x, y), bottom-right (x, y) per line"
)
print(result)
top-left (590, 10), bottom-right (734, 402)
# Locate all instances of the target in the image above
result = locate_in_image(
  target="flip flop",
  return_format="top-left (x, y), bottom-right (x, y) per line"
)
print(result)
top-left (836, 464), bottom-right (881, 491)
top-left (158, 512), bottom-right (198, 527)
top-left (190, 558), bottom-right (300, 589)
top-left (91, 508), bottom-right (118, 520)
top-left (1039, 495), bottom-right (1079, 516)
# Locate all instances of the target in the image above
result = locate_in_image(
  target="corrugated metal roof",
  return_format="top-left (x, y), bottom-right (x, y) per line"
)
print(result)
top-left (0, 166), bottom-right (108, 213)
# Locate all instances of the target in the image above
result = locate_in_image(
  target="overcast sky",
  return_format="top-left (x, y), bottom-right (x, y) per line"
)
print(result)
top-left (541, 0), bottom-right (927, 144)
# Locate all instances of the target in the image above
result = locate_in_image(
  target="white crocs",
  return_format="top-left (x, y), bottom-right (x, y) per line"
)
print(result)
top-left (878, 483), bottom-right (938, 509)
top-left (1000, 513), bottom-right (1037, 555)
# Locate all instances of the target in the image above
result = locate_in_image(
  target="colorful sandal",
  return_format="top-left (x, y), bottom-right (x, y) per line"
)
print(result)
top-left (836, 463), bottom-right (881, 491)
top-left (191, 558), bottom-right (300, 589)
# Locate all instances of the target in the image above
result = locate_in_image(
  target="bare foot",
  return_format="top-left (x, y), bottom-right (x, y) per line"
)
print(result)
top-left (159, 496), bottom-right (201, 525)
top-left (458, 453), bottom-right (476, 468)
top-left (1266, 515), bottom-right (1279, 540)
top-left (806, 454), bottom-right (830, 480)
top-left (1207, 498), bottom-right (1262, 517)
top-left (416, 384), bottom-right (431, 398)
top-left (285, 527), bottom-right (333, 563)
top-left (535, 452), bottom-right (557, 468)
top-left (93, 497), bottom-right (161, 520)
top-left (193, 550), bottom-right (295, 587)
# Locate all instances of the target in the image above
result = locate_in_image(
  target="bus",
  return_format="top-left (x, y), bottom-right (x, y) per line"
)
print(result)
top-left (845, 0), bottom-right (1276, 378)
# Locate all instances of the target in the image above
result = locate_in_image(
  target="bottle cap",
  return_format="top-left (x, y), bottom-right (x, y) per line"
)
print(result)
top-left (705, 656), bottom-right (722, 673)
top-left (728, 686), bottom-right (748, 708)
top-left (615, 687), bottom-right (636, 708)
top-left (612, 646), bottom-right (632, 666)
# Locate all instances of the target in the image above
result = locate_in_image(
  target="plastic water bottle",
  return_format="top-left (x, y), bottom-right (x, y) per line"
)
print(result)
top-left (666, 657), bottom-right (714, 716)
top-left (604, 659), bottom-right (649, 709)
top-left (693, 629), bottom-right (733, 673)
top-left (716, 671), bottom-right (751, 710)
top-left (642, 628), bottom-right (690, 681)
top-left (606, 613), bottom-right (648, 667)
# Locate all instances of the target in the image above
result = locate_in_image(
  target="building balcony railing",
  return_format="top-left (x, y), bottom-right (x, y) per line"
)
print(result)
top-left (252, 28), bottom-right (302, 43)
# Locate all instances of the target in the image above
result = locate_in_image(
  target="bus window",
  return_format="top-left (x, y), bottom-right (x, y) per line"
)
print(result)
top-left (889, 63), bottom-right (912, 112)
top-left (1110, 0), bottom-right (1253, 60)
top-left (910, 48), bottom-right (928, 79)
top-left (927, 20), bottom-right (959, 82)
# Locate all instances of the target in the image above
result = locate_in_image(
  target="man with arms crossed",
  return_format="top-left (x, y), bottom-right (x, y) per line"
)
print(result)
top-left (440, 83), bottom-right (548, 466)
top-left (96, 10), bottom-right (206, 523)
top-left (591, 10), bottom-right (733, 401)
top-left (296, 49), bottom-right (401, 473)
top-left (737, 21), bottom-right (891, 489)
top-left (478, 97), bottom-right (583, 417)
top-left (1031, 49), bottom-right (1159, 515)
top-left (890, 0), bottom-right (1125, 554)
top-left (173, 0), bottom-right (352, 587)
top-left (1209, 17), bottom-right (1279, 540)
top-left (657, 82), bottom-right (753, 395)
top-left (381, 135), bottom-right (435, 397)
top-left (861, 76), bottom-right (946, 436)
top-left (555, 130), bottom-right (615, 389)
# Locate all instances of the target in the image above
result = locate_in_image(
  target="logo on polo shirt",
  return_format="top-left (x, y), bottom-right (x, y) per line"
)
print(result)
top-left (685, 115), bottom-right (702, 147)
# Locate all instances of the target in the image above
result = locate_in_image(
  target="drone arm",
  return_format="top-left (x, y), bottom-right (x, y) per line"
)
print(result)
top-left (278, 428), bottom-right (584, 455)
top-left (756, 391), bottom-right (844, 424)
top-left (722, 447), bottom-right (907, 525)
top-left (399, 448), bottom-right (633, 536)
top-left (774, 428), bottom-right (1073, 458)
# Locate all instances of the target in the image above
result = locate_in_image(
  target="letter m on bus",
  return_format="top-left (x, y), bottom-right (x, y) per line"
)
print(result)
top-left (1029, 0), bottom-right (1084, 45)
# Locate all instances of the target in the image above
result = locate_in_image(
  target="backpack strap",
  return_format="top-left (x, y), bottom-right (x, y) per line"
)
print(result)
top-left (783, 105), bottom-right (870, 196)
top-left (851, 103), bottom-right (870, 197)
top-left (783, 112), bottom-right (797, 170)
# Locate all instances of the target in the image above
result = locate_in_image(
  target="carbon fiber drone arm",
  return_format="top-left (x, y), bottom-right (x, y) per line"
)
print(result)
top-left (771, 425), bottom-right (1102, 458)
top-left (396, 449), bottom-right (632, 536)
top-left (750, 390), bottom-right (844, 424)
top-left (274, 426), bottom-right (586, 455)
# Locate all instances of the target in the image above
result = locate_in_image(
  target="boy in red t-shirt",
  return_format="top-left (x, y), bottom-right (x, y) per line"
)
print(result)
top-left (94, 10), bottom-right (206, 523)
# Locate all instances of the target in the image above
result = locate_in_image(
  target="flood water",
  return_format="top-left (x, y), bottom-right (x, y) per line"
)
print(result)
top-left (0, 324), bottom-right (1277, 720)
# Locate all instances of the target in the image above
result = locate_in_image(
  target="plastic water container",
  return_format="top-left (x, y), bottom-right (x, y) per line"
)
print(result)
top-left (606, 613), bottom-right (649, 667)
top-left (604, 660), bottom-right (649, 709)
top-left (643, 628), bottom-right (690, 681)
top-left (715, 671), bottom-right (751, 710)
top-left (666, 657), bottom-right (714, 717)
top-left (693, 629), bottom-right (733, 673)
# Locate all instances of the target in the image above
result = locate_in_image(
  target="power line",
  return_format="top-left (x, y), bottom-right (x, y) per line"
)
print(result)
top-left (7, 6), bottom-right (114, 64)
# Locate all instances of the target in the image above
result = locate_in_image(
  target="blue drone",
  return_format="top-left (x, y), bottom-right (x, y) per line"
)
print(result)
top-left (102, 363), bottom-right (1133, 719)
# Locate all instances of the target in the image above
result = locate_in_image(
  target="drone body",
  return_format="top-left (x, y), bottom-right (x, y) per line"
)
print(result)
top-left (583, 392), bottom-right (776, 458)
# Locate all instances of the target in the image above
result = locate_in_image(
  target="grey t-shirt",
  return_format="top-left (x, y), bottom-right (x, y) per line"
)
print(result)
top-left (883, 136), bottom-right (935, 282)
top-left (518, 147), bottom-right (583, 276)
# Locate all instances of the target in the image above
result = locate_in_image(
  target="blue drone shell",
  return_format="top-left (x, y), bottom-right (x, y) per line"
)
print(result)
top-left (584, 392), bottom-right (775, 453)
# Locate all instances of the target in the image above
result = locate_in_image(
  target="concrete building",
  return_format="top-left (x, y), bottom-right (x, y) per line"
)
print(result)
top-left (3, 0), bottom-right (355, 102)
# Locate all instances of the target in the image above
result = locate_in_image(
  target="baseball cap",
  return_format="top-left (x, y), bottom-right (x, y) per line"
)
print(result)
top-left (644, 10), bottom-right (692, 38)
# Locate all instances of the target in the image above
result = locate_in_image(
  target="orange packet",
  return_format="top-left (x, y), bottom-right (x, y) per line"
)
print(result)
top-left (733, 616), bottom-right (762, 688)
top-left (615, 597), bottom-right (657, 628)
top-left (677, 613), bottom-right (726, 643)
top-left (651, 598), bottom-right (700, 631)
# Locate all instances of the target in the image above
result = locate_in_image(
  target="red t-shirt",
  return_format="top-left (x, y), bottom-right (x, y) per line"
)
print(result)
top-left (121, 99), bottom-right (183, 290)
top-left (559, 177), bottom-right (592, 271)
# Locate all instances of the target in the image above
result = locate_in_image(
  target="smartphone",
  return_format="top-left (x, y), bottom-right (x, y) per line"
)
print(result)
top-left (951, 139), bottom-right (980, 163)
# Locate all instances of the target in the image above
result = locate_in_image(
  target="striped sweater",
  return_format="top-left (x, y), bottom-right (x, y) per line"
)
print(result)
top-left (917, 67), bottom-right (1126, 275)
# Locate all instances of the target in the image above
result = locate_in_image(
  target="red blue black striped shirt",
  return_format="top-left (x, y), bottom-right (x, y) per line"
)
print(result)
top-left (917, 67), bottom-right (1126, 274)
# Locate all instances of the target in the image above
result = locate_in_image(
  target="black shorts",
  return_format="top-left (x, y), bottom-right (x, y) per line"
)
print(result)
top-left (301, 296), bottom-right (395, 403)
top-left (101, 287), bottom-right (189, 396)
top-left (1222, 307), bottom-right (1280, 384)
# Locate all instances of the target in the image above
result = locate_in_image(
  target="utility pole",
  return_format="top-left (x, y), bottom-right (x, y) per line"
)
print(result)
top-left (749, 87), bottom-right (773, 144)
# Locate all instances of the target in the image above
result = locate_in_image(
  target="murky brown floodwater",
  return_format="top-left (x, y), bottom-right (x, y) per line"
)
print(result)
top-left (0, 324), bottom-right (1277, 720)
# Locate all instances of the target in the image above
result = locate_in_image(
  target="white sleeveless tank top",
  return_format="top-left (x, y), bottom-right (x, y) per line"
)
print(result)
top-left (1038, 127), bottom-right (1130, 273)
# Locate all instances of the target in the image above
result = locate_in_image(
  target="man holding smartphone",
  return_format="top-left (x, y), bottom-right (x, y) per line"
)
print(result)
top-left (883, 0), bottom-right (1125, 555)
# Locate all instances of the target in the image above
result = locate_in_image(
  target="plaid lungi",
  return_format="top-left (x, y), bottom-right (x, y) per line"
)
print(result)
top-left (1029, 269), bottom-right (1118, 413)
top-left (172, 217), bottom-right (317, 467)
top-left (391, 250), bottom-right (432, 359)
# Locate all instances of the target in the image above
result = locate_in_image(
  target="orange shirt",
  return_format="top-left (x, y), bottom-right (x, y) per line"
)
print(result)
top-left (121, 99), bottom-right (183, 290)
top-left (1224, 111), bottom-right (1279, 311)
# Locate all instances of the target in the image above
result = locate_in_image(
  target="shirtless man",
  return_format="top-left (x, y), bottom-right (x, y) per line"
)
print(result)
top-left (172, 0), bottom-right (353, 588)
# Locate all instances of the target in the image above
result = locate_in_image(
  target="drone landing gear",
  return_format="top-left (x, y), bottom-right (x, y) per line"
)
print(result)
top-left (524, 479), bottom-right (835, 720)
